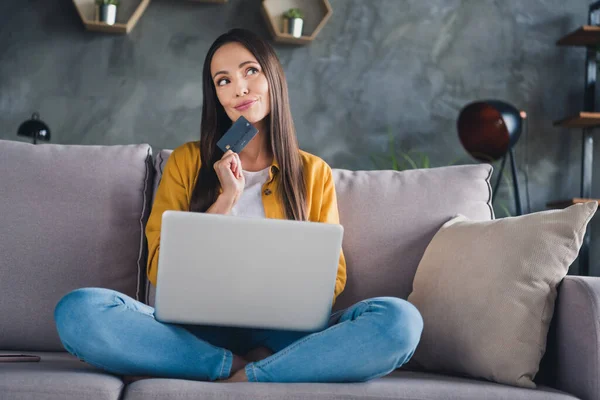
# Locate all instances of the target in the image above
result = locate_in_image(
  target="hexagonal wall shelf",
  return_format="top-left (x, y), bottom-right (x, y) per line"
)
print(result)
top-left (72, 0), bottom-right (151, 34)
top-left (261, 0), bottom-right (332, 45)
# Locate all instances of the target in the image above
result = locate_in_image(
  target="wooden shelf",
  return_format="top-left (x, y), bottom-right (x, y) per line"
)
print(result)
top-left (261, 0), bottom-right (332, 45)
top-left (78, 21), bottom-right (129, 34)
top-left (73, 0), bottom-right (150, 34)
top-left (557, 26), bottom-right (600, 47)
top-left (72, 0), bottom-right (228, 34)
top-left (547, 198), bottom-right (600, 209)
top-left (553, 112), bottom-right (600, 128)
top-left (265, 32), bottom-right (314, 45)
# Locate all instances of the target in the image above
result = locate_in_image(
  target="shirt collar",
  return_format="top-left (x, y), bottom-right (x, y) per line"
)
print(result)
top-left (271, 157), bottom-right (280, 172)
top-left (268, 158), bottom-right (280, 182)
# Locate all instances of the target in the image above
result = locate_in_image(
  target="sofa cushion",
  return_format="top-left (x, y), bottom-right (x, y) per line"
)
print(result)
top-left (331, 165), bottom-right (494, 310)
top-left (407, 202), bottom-right (597, 389)
top-left (121, 370), bottom-right (575, 400)
top-left (0, 351), bottom-right (124, 400)
top-left (146, 149), bottom-right (173, 306)
top-left (152, 149), bottom-right (171, 202)
top-left (0, 140), bottom-right (153, 351)
top-left (146, 153), bottom-right (494, 310)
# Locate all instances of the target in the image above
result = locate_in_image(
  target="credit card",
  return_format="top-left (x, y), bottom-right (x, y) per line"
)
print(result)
top-left (216, 116), bottom-right (259, 153)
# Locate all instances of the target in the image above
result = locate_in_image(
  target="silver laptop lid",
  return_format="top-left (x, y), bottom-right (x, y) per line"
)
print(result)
top-left (154, 211), bottom-right (343, 332)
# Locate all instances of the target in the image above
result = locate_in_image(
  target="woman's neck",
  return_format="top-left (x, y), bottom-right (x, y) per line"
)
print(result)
top-left (239, 123), bottom-right (273, 172)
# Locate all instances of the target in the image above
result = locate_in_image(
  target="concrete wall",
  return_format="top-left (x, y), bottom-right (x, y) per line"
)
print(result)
top-left (1, 0), bottom-right (597, 272)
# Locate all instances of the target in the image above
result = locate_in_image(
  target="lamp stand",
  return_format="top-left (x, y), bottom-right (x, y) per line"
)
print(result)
top-left (509, 148), bottom-right (523, 216)
top-left (492, 155), bottom-right (507, 203)
top-left (491, 149), bottom-right (523, 216)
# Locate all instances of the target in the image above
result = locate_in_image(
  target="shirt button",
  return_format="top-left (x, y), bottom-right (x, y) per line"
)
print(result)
top-left (264, 189), bottom-right (272, 195)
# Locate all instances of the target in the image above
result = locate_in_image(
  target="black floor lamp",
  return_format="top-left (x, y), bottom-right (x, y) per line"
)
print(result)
top-left (17, 113), bottom-right (51, 144)
top-left (457, 100), bottom-right (527, 216)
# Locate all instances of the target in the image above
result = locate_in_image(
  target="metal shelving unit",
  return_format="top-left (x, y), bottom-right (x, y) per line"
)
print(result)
top-left (550, 1), bottom-right (600, 275)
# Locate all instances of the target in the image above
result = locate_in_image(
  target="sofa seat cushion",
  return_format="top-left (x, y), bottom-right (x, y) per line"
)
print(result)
top-left (0, 351), bottom-right (124, 400)
top-left (121, 370), bottom-right (574, 400)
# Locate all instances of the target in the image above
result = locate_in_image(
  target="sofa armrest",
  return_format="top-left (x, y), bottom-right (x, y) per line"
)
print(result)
top-left (553, 276), bottom-right (600, 400)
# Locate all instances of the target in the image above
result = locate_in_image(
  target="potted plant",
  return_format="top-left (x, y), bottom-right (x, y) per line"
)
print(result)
top-left (96, 0), bottom-right (120, 25)
top-left (283, 8), bottom-right (304, 38)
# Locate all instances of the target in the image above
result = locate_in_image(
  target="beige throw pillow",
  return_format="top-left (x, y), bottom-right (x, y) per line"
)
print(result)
top-left (407, 202), bottom-right (598, 388)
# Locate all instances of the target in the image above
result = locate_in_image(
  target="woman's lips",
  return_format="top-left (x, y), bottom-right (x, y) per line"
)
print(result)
top-left (235, 99), bottom-right (257, 111)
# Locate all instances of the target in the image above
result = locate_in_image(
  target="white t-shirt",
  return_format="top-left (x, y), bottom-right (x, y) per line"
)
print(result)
top-left (229, 166), bottom-right (271, 218)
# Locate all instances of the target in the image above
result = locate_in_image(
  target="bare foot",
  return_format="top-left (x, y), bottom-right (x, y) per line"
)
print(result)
top-left (221, 367), bottom-right (249, 382)
top-left (243, 346), bottom-right (274, 363)
top-left (231, 353), bottom-right (248, 374)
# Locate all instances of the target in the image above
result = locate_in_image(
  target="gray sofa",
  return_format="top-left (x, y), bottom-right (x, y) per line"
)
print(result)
top-left (0, 138), bottom-right (597, 400)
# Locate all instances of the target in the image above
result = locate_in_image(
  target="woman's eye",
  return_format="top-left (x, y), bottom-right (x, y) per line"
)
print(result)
top-left (217, 78), bottom-right (229, 86)
top-left (247, 67), bottom-right (259, 76)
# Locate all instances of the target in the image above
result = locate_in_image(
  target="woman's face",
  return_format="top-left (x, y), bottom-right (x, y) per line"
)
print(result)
top-left (210, 42), bottom-right (271, 125)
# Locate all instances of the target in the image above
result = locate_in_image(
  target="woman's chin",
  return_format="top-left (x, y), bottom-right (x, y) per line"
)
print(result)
top-left (237, 111), bottom-right (267, 124)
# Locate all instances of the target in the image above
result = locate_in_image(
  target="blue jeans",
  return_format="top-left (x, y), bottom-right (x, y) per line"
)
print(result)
top-left (54, 287), bottom-right (423, 383)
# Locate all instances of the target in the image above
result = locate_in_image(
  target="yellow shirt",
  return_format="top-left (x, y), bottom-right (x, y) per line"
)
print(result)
top-left (146, 141), bottom-right (347, 305)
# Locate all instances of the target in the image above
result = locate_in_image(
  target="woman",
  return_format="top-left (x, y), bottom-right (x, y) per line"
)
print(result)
top-left (54, 28), bottom-right (423, 383)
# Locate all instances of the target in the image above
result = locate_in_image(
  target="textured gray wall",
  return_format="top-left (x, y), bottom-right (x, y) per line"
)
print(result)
top-left (1, 0), bottom-right (598, 272)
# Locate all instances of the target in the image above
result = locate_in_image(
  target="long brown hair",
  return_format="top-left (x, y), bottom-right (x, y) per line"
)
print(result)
top-left (189, 28), bottom-right (307, 221)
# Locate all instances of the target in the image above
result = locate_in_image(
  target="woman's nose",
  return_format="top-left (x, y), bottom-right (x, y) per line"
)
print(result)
top-left (235, 83), bottom-right (249, 97)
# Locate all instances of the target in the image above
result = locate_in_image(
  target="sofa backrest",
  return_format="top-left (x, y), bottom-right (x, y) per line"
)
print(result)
top-left (146, 150), bottom-right (494, 311)
top-left (331, 166), bottom-right (494, 310)
top-left (0, 140), bottom-right (154, 351)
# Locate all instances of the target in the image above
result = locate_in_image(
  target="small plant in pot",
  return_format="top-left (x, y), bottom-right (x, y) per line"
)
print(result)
top-left (96, 0), bottom-right (120, 25)
top-left (283, 8), bottom-right (304, 38)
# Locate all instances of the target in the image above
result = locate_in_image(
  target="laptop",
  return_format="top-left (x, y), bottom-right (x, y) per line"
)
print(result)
top-left (153, 210), bottom-right (344, 332)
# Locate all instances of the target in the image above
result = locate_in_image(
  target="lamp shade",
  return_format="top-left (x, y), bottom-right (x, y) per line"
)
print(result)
top-left (17, 113), bottom-right (51, 144)
top-left (457, 100), bottom-right (522, 162)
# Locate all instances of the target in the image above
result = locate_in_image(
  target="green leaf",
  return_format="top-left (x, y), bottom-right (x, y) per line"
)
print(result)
top-left (96, 0), bottom-right (120, 5)
top-left (284, 8), bottom-right (303, 19)
top-left (397, 150), bottom-right (418, 169)
top-left (386, 133), bottom-right (399, 170)
top-left (422, 154), bottom-right (430, 169)
top-left (391, 153), bottom-right (399, 170)
top-left (412, 151), bottom-right (430, 169)
top-left (370, 154), bottom-right (388, 170)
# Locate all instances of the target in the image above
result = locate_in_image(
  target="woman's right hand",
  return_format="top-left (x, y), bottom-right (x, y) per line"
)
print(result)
top-left (213, 150), bottom-right (245, 203)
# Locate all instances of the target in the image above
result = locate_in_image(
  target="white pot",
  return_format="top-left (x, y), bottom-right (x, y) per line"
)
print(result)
top-left (289, 18), bottom-right (303, 38)
top-left (100, 4), bottom-right (117, 25)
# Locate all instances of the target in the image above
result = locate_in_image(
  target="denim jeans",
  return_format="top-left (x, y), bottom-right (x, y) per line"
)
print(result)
top-left (54, 287), bottom-right (423, 383)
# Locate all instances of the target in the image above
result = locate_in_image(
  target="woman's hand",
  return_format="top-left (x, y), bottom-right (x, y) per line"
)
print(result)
top-left (213, 149), bottom-right (245, 204)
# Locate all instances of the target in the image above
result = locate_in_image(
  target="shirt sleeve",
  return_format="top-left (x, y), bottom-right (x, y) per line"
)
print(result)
top-left (146, 150), bottom-right (190, 287)
top-left (319, 164), bottom-right (347, 306)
